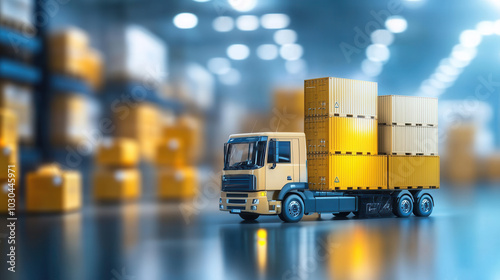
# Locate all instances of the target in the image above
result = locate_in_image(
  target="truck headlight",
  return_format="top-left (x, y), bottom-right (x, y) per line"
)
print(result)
top-left (219, 204), bottom-right (224, 209)
top-left (219, 198), bottom-right (222, 203)
top-left (251, 206), bottom-right (257, 210)
top-left (252, 199), bottom-right (259, 204)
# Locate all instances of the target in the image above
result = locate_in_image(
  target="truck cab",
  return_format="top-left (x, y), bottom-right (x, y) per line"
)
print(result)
top-left (219, 132), bottom-right (307, 221)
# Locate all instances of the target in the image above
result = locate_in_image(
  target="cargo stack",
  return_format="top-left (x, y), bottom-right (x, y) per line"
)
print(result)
top-left (443, 125), bottom-right (477, 184)
top-left (378, 95), bottom-right (440, 189)
top-left (156, 116), bottom-right (200, 200)
top-left (305, 77), bottom-right (386, 191)
top-left (0, 109), bottom-right (17, 212)
top-left (272, 88), bottom-right (304, 132)
top-left (114, 102), bottom-right (162, 162)
top-left (26, 164), bottom-right (81, 212)
top-left (0, 81), bottom-right (34, 145)
top-left (93, 138), bottom-right (141, 202)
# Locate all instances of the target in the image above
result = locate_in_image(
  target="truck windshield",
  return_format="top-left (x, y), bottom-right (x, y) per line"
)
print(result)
top-left (224, 141), bottom-right (267, 170)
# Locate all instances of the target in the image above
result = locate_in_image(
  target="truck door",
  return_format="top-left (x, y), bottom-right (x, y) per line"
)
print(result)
top-left (266, 138), bottom-right (298, 190)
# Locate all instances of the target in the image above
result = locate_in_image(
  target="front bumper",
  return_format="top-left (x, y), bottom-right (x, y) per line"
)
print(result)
top-left (219, 191), bottom-right (281, 215)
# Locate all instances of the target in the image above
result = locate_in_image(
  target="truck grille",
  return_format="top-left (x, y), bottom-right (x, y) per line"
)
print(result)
top-left (227, 199), bottom-right (246, 204)
top-left (221, 175), bottom-right (256, 192)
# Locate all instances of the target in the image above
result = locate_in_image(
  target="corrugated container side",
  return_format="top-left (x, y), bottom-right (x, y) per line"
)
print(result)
top-left (378, 95), bottom-right (438, 126)
top-left (305, 116), bottom-right (377, 154)
top-left (304, 77), bottom-right (377, 118)
top-left (307, 154), bottom-right (387, 191)
top-left (378, 125), bottom-right (438, 155)
top-left (388, 156), bottom-right (440, 189)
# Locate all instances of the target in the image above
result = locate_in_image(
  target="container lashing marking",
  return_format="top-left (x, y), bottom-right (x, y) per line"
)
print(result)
top-left (334, 177), bottom-right (339, 183)
top-left (334, 102), bottom-right (339, 109)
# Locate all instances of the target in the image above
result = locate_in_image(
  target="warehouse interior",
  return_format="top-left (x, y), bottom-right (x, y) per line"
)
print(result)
top-left (1, 0), bottom-right (500, 279)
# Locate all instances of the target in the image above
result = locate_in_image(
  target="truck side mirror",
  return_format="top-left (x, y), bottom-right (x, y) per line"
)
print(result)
top-left (270, 139), bottom-right (279, 169)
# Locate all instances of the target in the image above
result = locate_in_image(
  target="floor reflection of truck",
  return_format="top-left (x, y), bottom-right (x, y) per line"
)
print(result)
top-left (219, 77), bottom-right (439, 223)
top-left (219, 132), bottom-right (436, 223)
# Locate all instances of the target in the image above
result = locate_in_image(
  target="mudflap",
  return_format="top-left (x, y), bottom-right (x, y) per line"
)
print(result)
top-left (356, 194), bottom-right (393, 217)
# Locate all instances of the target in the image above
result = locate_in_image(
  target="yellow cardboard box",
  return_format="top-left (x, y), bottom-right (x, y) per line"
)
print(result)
top-left (162, 115), bottom-right (202, 164)
top-left (0, 109), bottom-right (17, 145)
top-left (156, 138), bottom-right (185, 167)
top-left (26, 164), bottom-right (81, 212)
top-left (93, 168), bottom-right (141, 201)
top-left (96, 138), bottom-right (139, 167)
top-left (158, 166), bottom-right (198, 200)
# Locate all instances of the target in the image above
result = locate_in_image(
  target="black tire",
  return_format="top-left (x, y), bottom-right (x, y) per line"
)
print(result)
top-left (333, 212), bottom-right (350, 218)
top-left (413, 194), bottom-right (433, 217)
top-left (393, 195), bottom-right (413, 218)
top-left (279, 194), bottom-right (304, 223)
top-left (239, 213), bottom-right (259, 221)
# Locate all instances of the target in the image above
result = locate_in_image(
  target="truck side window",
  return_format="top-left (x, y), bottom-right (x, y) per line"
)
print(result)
top-left (268, 141), bottom-right (291, 163)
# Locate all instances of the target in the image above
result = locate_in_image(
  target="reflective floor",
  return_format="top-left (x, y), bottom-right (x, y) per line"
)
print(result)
top-left (2, 184), bottom-right (500, 280)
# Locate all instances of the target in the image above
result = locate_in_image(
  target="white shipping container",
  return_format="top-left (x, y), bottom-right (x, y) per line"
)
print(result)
top-left (378, 95), bottom-right (438, 126)
top-left (378, 125), bottom-right (438, 155)
top-left (105, 24), bottom-right (167, 85)
top-left (0, 0), bottom-right (33, 26)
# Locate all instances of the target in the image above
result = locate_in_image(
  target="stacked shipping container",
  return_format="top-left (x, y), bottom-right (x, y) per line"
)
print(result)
top-left (378, 95), bottom-right (440, 189)
top-left (305, 78), bottom-right (440, 191)
top-left (305, 77), bottom-right (385, 191)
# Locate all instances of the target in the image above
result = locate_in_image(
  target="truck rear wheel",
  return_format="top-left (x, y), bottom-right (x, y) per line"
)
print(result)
top-left (413, 194), bottom-right (433, 217)
top-left (393, 194), bottom-right (413, 218)
top-left (279, 194), bottom-right (304, 223)
top-left (239, 213), bottom-right (260, 221)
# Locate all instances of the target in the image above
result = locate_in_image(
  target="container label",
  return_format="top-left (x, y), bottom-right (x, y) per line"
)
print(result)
top-left (334, 177), bottom-right (339, 183)
top-left (334, 102), bottom-right (339, 109)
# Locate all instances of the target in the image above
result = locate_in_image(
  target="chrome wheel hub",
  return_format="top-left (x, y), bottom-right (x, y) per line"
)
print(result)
top-left (401, 199), bottom-right (411, 214)
top-left (288, 201), bottom-right (301, 217)
top-left (421, 198), bottom-right (431, 213)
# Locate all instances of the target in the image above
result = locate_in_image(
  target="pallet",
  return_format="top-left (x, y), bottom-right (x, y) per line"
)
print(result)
top-left (378, 122), bottom-right (437, 127)
top-left (379, 152), bottom-right (437, 156)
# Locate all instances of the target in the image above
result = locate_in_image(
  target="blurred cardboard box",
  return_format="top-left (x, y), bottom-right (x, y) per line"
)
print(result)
top-left (0, 144), bottom-right (16, 179)
top-left (114, 102), bottom-right (161, 161)
top-left (162, 115), bottom-right (203, 164)
top-left (96, 138), bottom-right (139, 167)
top-left (273, 88), bottom-right (304, 116)
top-left (49, 28), bottom-right (103, 90)
top-left (443, 154), bottom-right (477, 185)
top-left (241, 113), bottom-right (303, 133)
top-left (50, 93), bottom-right (92, 147)
top-left (446, 125), bottom-right (475, 149)
top-left (105, 24), bottom-right (167, 85)
top-left (156, 138), bottom-right (185, 167)
top-left (483, 154), bottom-right (500, 182)
top-left (26, 164), bottom-right (81, 212)
top-left (158, 166), bottom-right (197, 200)
top-left (0, 80), bottom-right (34, 144)
top-left (0, 108), bottom-right (17, 145)
top-left (93, 168), bottom-right (141, 201)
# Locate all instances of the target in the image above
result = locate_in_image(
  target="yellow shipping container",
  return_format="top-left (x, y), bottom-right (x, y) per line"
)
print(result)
top-left (93, 168), bottom-right (141, 201)
top-left (26, 164), bottom-right (81, 212)
top-left (0, 108), bottom-right (17, 145)
top-left (307, 154), bottom-right (387, 191)
top-left (0, 181), bottom-right (16, 213)
top-left (378, 125), bottom-right (438, 155)
top-left (305, 116), bottom-right (377, 155)
top-left (378, 95), bottom-right (438, 126)
top-left (96, 138), bottom-right (139, 167)
top-left (304, 77), bottom-right (377, 118)
top-left (273, 88), bottom-right (304, 115)
top-left (387, 156), bottom-right (440, 189)
top-left (156, 138), bottom-right (185, 167)
top-left (158, 166), bottom-right (198, 200)
top-left (0, 144), bottom-right (17, 179)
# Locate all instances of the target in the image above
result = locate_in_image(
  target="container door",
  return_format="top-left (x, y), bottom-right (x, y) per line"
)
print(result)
top-left (266, 139), bottom-right (295, 191)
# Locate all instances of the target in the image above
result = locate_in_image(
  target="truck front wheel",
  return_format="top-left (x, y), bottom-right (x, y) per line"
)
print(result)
top-left (239, 213), bottom-right (260, 221)
top-left (279, 194), bottom-right (304, 223)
